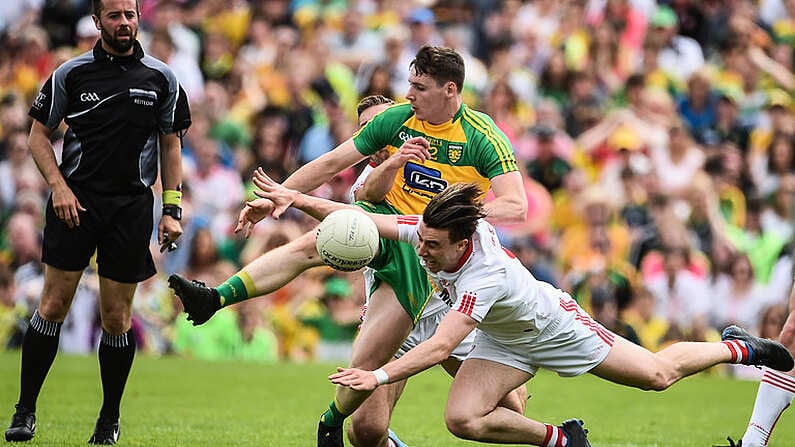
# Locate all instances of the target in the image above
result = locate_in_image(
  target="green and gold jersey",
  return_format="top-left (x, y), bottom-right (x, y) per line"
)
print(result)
top-left (352, 102), bottom-right (518, 215)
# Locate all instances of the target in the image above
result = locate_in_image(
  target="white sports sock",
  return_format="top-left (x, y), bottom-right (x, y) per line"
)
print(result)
top-left (743, 367), bottom-right (795, 447)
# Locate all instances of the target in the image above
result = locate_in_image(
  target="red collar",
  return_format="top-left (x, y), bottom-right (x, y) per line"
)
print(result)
top-left (445, 240), bottom-right (473, 273)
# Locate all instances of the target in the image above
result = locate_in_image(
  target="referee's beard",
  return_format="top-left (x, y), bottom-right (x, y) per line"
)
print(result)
top-left (99, 25), bottom-right (136, 55)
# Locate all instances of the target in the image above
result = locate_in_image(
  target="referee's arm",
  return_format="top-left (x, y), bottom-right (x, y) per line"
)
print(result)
top-left (29, 120), bottom-right (85, 228)
top-left (157, 132), bottom-right (183, 251)
top-left (158, 132), bottom-right (182, 199)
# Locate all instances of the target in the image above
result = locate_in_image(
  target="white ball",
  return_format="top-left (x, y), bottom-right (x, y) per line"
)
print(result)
top-left (316, 209), bottom-right (380, 272)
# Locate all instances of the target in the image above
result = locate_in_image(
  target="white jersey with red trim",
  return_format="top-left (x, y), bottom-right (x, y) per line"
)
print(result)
top-left (396, 217), bottom-right (567, 346)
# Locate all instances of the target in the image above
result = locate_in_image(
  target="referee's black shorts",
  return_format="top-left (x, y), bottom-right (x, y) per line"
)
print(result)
top-left (42, 185), bottom-right (156, 283)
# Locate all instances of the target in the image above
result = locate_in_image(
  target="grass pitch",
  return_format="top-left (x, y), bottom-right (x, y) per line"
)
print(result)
top-left (1, 351), bottom-right (794, 446)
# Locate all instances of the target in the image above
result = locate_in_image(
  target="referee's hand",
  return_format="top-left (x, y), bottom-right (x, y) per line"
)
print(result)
top-left (158, 216), bottom-right (182, 253)
top-left (52, 184), bottom-right (86, 228)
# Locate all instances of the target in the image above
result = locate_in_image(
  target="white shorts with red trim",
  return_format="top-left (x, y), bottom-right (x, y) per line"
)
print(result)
top-left (467, 296), bottom-right (614, 377)
top-left (397, 307), bottom-right (474, 361)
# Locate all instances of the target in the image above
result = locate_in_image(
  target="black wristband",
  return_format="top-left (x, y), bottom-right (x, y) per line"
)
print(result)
top-left (162, 205), bottom-right (182, 221)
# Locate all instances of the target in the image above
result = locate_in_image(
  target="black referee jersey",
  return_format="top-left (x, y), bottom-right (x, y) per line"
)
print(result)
top-left (29, 40), bottom-right (191, 195)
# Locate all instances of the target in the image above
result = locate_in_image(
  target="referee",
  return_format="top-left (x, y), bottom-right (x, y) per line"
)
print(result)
top-left (5, 0), bottom-right (190, 444)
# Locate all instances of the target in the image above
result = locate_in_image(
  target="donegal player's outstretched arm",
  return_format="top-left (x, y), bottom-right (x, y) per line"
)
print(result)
top-left (252, 168), bottom-right (400, 240)
top-left (282, 138), bottom-right (366, 192)
top-left (236, 138), bottom-right (367, 237)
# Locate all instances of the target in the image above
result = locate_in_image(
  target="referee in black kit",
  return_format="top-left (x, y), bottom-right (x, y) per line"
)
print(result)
top-left (5, 0), bottom-right (190, 444)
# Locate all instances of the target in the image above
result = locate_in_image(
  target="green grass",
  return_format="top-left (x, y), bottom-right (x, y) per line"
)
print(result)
top-left (0, 351), bottom-right (793, 446)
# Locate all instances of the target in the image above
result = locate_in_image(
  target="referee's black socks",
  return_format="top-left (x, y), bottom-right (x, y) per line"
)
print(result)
top-left (98, 328), bottom-right (136, 422)
top-left (18, 310), bottom-right (62, 412)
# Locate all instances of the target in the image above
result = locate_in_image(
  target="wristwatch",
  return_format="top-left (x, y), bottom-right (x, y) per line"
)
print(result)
top-left (162, 205), bottom-right (182, 221)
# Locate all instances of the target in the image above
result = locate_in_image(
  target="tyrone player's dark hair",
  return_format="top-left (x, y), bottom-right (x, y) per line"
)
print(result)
top-left (422, 183), bottom-right (485, 243)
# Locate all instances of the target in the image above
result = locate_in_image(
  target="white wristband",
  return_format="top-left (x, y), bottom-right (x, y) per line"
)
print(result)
top-left (372, 368), bottom-right (389, 385)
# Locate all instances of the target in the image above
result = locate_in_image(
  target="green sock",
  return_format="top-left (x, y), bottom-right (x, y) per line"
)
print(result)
top-left (215, 270), bottom-right (256, 306)
top-left (320, 400), bottom-right (348, 427)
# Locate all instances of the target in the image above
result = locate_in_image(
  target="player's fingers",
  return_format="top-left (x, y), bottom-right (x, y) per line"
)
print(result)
top-left (66, 206), bottom-right (79, 228)
top-left (271, 205), bottom-right (287, 220)
top-left (253, 167), bottom-right (268, 182)
top-left (244, 223), bottom-right (254, 239)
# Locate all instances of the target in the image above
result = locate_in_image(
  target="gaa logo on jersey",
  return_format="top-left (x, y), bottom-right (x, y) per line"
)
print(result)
top-left (32, 92), bottom-right (46, 109)
top-left (447, 144), bottom-right (463, 163)
top-left (80, 92), bottom-right (101, 102)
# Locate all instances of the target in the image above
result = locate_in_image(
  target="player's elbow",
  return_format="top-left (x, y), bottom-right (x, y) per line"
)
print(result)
top-left (513, 198), bottom-right (529, 222)
top-left (428, 340), bottom-right (456, 365)
top-left (500, 197), bottom-right (528, 224)
top-left (355, 187), bottom-right (386, 203)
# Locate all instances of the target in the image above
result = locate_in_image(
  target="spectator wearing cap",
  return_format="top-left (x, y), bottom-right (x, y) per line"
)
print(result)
top-left (75, 15), bottom-right (100, 52)
top-left (598, 124), bottom-right (653, 204)
top-left (652, 5), bottom-right (705, 82)
top-left (748, 88), bottom-right (795, 157)
top-left (709, 89), bottom-right (750, 151)
top-left (525, 125), bottom-right (572, 194)
top-left (405, 7), bottom-right (443, 53)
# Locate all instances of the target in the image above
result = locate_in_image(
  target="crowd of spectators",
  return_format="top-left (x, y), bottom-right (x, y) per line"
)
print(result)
top-left (1, 0), bottom-right (795, 372)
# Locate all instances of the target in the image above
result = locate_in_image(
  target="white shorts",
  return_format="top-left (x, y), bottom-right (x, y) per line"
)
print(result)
top-left (396, 308), bottom-right (474, 361)
top-left (467, 299), bottom-right (614, 377)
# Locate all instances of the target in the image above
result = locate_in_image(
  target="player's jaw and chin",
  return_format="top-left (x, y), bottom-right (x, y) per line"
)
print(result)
top-left (99, 24), bottom-right (136, 54)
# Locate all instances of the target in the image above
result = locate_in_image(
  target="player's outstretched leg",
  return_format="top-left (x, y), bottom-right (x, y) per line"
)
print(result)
top-left (88, 418), bottom-right (120, 445)
top-left (559, 419), bottom-right (591, 447)
top-left (721, 325), bottom-right (794, 371)
top-left (168, 275), bottom-right (222, 325)
top-left (4, 405), bottom-right (35, 442)
top-left (318, 420), bottom-right (344, 447)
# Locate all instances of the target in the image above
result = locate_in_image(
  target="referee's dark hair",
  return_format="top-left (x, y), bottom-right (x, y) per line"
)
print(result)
top-left (423, 183), bottom-right (486, 243)
top-left (93, 0), bottom-right (140, 16)
top-left (410, 45), bottom-right (465, 93)
top-left (356, 95), bottom-right (394, 117)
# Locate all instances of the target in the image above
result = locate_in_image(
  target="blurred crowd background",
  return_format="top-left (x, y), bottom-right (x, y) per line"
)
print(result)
top-left (1, 0), bottom-right (795, 374)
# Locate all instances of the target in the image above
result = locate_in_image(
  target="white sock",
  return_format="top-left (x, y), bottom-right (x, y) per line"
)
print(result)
top-left (742, 367), bottom-right (795, 447)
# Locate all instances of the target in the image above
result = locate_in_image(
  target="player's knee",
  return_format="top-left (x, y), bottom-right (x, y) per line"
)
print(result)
top-left (445, 412), bottom-right (482, 440)
top-left (348, 418), bottom-right (388, 446)
top-left (37, 298), bottom-right (70, 321)
top-left (100, 310), bottom-right (132, 335)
